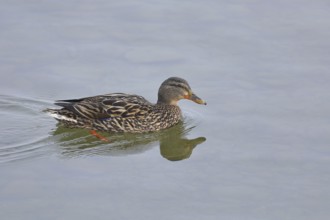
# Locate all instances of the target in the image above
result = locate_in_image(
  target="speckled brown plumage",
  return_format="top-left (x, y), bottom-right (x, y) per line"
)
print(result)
top-left (44, 77), bottom-right (206, 133)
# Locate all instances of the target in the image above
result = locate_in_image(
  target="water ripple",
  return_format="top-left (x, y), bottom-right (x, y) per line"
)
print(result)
top-left (0, 94), bottom-right (53, 164)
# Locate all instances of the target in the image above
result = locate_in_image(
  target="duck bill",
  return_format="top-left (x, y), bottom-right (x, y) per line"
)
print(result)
top-left (190, 93), bottom-right (207, 105)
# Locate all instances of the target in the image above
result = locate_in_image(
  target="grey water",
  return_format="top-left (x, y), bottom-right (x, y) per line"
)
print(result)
top-left (1, 0), bottom-right (330, 219)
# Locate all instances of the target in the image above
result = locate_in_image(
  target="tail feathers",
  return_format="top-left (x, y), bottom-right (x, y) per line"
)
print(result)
top-left (43, 109), bottom-right (78, 123)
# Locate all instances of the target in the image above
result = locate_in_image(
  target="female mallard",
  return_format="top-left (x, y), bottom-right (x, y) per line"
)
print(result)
top-left (44, 77), bottom-right (206, 133)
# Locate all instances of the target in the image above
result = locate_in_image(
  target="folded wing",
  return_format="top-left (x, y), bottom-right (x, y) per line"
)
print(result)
top-left (55, 93), bottom-right (152, 120)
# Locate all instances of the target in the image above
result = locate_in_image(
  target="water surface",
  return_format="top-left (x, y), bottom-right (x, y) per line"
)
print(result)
top-left (1, 0), bottom-right (330, 220)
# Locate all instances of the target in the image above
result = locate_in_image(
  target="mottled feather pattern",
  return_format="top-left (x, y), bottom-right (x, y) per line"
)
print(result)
top-left (45, 93), bottom-right (182, 133)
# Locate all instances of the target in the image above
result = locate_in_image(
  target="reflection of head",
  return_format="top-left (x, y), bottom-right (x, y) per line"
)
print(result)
top-left (160, 137), bottom-right (206, 161)
top-left (158, 122), bottom-right (206, 161)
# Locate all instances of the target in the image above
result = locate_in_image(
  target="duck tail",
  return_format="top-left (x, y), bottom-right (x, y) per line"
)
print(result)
top-left (43, 108), bottom-right (78, 123)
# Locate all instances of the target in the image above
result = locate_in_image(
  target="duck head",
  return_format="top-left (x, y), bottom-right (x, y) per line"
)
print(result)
top-left (157, 77), bottom-right (207, 106)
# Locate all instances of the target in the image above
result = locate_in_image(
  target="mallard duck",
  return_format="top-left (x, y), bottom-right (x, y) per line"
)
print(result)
top-left (44, 77), bottom-right (206, 133)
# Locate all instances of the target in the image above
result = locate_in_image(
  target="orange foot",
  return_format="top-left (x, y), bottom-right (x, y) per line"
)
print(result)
top-left (89, 130), bottom-right (110, 142)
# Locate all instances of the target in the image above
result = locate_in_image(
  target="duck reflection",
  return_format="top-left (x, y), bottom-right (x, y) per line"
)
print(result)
top-left (158, 126), bottom-right (206, 161)
top-left (52, 121), bottom-right (206, 161)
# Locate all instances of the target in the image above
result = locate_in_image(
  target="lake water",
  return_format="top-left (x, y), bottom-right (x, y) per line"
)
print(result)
top-left (1, 0), bottom-right (330, 219)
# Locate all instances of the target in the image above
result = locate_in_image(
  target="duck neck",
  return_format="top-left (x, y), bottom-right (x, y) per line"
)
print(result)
top-left (157, 99), bottom-right (178, 106)
top-left (157, 93), bottom-right (179, 105)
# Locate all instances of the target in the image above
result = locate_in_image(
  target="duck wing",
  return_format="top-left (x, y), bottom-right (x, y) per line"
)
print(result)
top-left (55, 93), bottom-right (152, 119)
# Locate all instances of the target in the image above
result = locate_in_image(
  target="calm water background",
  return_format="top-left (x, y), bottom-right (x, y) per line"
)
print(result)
top-left (1, 0), bottom-right (330, 219)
